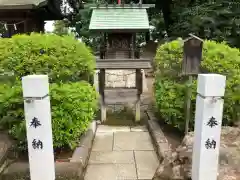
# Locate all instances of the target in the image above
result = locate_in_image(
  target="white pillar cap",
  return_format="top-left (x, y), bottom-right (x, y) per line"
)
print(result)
top-left (197, 74), bottom-right (226, 97)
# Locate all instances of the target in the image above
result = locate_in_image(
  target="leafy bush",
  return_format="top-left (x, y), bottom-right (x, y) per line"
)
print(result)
top-left (0, 33), bottom-right (95, 83)
top-left (154, 39), bottom-right (240, 131)
top-left (0, 81), bottom-right (98, 150)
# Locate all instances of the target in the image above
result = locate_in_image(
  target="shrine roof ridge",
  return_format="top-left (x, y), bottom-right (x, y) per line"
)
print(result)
top-left (184, 33), bottom-right (204, 42)
top-left (89, 4), bottom-right (155, 9)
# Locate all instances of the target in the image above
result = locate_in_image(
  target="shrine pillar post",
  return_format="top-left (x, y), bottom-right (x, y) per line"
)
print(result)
top-left (135, 69), bottom-right (142, 122)
top-left (192, 74), bottom-right (226, 180)
top-left (94, 70), bottom-right (99, 92)
top-left (22, 75), bottom-right (55, 180)
top-left (99, 69), bottom-right (106, 122)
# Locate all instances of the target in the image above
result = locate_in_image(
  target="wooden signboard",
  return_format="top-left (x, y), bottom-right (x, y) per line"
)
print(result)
top-left (182, 34), bottom-right (203, 75)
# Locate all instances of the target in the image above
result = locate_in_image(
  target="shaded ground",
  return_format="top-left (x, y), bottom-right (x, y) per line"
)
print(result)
top-left (157, 120), bottom-right (183, 150)
top-left (102, 108), bottom-right (148, 126)
top-left (145, 77), bottom-right (183, 149)
top-left (0, 132), bottom-right (13, 165)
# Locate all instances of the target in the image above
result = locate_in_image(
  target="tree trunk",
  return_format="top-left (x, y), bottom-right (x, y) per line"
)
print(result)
top-left (156, 0), bottom-right (173, 36)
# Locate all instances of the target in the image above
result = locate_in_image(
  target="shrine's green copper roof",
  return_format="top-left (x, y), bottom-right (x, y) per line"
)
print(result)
top-left (89, 8), bottom-right (150, 32)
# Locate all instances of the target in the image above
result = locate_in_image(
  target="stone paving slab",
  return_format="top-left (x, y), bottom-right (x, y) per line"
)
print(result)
top-left (89, 151), bottom-right (135, 164)
top-left (84, 164), bottom-right (137, 180)
top-left (113, 132), bottom-right (154, 151)
top-left (134, 151), bottom-right (159, 179)
top-left (85, 125), bottom-right (158, 180)
top-left (97, 125), bottom-right (131, 133)
top-left (92, 132), bottom-right (113, 151)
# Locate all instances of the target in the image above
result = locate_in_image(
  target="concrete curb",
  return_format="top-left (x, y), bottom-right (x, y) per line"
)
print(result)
top-left (146, 111), bottom-right (172, 160)
top-left (1, 121), bottom-right (97, 180)
top-left (70, 120), bottom-right (97, 178)
top-left (0, 133), bottom-right (13, 175)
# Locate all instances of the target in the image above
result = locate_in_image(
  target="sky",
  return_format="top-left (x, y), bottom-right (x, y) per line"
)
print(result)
top-left (44, 0), bottom-right (72, 32)
top-left (44, 21), bottom-right (54, 32)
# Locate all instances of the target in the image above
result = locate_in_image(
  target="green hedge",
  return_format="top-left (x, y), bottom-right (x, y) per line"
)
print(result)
top-left (0, 81), bottom-right (98, 150)
top-left (0, 33), bottom-right (95, 83)
top-left (0, 33), bottom-right (98, 151)
top-left (154, 39), bottom-right (240, 131)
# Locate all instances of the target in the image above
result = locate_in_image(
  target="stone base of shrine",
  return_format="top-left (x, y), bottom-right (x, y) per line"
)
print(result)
top-left (95, 70), bottom-right (152, 114)
top-left (94, 69), bottom-right (148, 92)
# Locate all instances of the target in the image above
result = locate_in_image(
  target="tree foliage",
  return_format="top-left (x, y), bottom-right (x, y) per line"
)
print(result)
top-left (170, 0), bottom-right (240, 47)
top-left (54, 0), bottom-right (84, 15)
top-left (64, 0), bottom-right (240, 49)
top-left (53, 20), bottom-right (69, 35)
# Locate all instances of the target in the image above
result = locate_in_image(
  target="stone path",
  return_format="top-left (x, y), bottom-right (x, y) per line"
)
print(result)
top-left (84, 125), bottom-right (159, 180)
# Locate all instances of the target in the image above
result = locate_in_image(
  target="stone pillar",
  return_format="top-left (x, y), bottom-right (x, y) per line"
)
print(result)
top-left (22, 75), bottom-right (55, 180)
top-left (141, 69), bottom-right (147, 93)
top-left (135, 97), bottom-right (141, 122)
top-left (94, 70), bottom-right (99, 92)
top-left (192, 74), bottom-right (226, 180)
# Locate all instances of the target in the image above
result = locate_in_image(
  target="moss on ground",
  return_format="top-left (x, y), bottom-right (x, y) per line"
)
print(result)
top-left (101, 106), bottom-right (148, 126)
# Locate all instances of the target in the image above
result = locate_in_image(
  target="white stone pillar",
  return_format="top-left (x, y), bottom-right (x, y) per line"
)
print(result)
top-left (22, 75), bottom-right (55, 180)
top-left (192, 74), bottom-right (226, 180)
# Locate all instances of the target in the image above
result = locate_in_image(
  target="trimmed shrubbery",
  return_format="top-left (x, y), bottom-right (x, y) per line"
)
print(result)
top-left (1, 33), bottom-right (95, 83)
top-left (154, 39), bottom-right (240, 131)
top-left (0, 81), bottom-right (97, 151)
top-left (0, 33), bottom-right (98, 151)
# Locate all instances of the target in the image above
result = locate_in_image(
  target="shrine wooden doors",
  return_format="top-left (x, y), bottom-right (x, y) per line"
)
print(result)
top-left (107, 33), bottom-right (133, 59)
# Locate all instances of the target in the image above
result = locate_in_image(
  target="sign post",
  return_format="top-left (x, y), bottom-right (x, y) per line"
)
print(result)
top-left (182, 34), bottom-right (203, 135)
top-left (22, 75), bottom-right (55, 180)
top-left (192, 74), bottom-right (226, 180)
